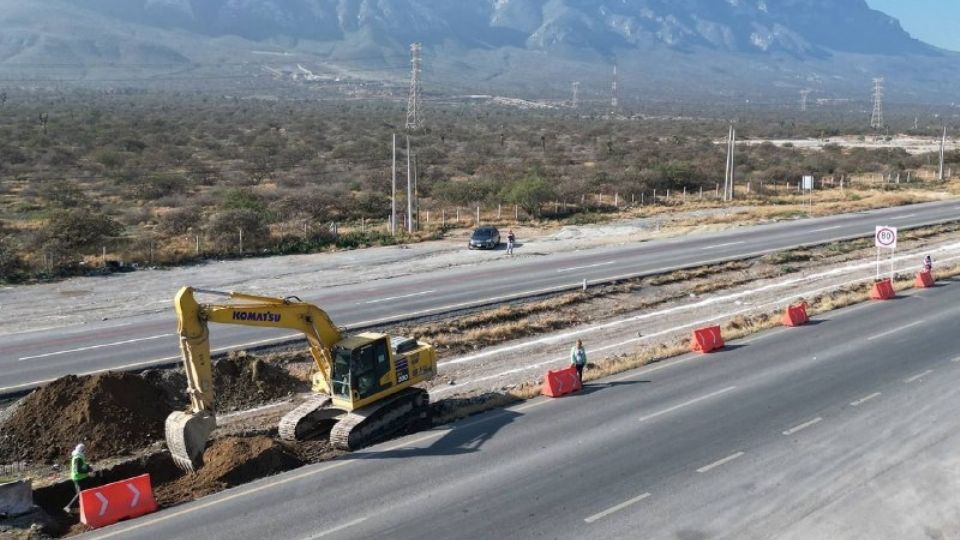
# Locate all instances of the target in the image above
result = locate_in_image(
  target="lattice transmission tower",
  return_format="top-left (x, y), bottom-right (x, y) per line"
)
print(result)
top-left (800, 89), bottom-right (811, 112)
top-left (405, 43), bottom-right (423, 130)
top-left (870, 78), bottom-right (884, 129)
top-left (611, 65), bottom-right (619, 109)
top-left (571, 81), bottom-right (580, 108)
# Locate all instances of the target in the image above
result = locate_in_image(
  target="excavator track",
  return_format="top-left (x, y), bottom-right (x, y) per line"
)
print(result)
top-left (330, 388), bottom-right (431, 451)
top-left (278, 395), bottom-right (339, 442)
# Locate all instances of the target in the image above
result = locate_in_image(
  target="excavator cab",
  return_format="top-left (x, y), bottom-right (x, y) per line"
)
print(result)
top-left (330, 336), bottom-right (392, 401)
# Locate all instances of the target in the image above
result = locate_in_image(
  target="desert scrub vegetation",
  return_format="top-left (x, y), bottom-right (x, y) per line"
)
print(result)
top-left (0, 91), bottom-right (958, 283)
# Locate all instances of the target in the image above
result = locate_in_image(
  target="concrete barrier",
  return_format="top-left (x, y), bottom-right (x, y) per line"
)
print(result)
top-left (0, 479), bottom-right (33, 517)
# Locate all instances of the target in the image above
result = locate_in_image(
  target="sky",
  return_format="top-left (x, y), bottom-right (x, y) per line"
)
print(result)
top-left (867, 0), bottom-right (960, 51)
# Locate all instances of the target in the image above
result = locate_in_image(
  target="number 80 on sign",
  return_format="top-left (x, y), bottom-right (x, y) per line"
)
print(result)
top-left (875, 226), bottom-right (898, 249)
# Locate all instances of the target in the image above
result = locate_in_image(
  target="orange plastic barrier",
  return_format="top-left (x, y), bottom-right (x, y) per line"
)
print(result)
top-left (80, 474), bottom-right (157, 529)
top-left (542, 366), bottom-right (582, 397)
top-left (869, 278), bottom-right (895, 300)
top-left (915, 271), bottom-right (935, 289)
top-left (691, 326), bottom-right (724, 353)
top-left (783, 303), bottom-right (810, 327)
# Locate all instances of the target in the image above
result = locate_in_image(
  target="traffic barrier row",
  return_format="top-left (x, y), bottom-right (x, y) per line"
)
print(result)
top-left (916, 270), bottom-right (935, 289)
top-left (80, 474), bottom-right (157, 529)
top-left (870, 278), bottom-right (896, 300)
top-left (782, 303), bottom-right (810, 327)
top-left (542, 366), bottom-right (582, 397)
top-left (691, 326), bottom-right (724, 353)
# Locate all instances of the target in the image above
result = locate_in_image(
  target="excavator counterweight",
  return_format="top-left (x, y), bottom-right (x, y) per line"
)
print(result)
top-left (166, 287), bottom-right (436, 471)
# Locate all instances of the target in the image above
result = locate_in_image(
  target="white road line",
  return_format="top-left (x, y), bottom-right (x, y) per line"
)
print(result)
top-left (866, 320), bottom-right (925, 341)
top-left (362, 290), bottom-right (435, 305)
top-left (306, 517), bottom-right (368, 539)
top-left (696, 451), bottom-right (744, 473)
top-left (952, 357), bottom-right (960, 363)
top-left (889, 214), bottom-right (918, 221)
top-left (703, 241), bottom-right (746, 251)
top-left (584, 492), bottom-right (651, 524)
top-left (783, 417), bottom-right (822, 436)
top-left (812, 225), bottom-right (843, 232)
top-left (850, 392), bottom-right (881, 407)
top-left (16, 333), bottom-right (174, 361)
top-left (904, 369), bottom-right (933, 383)
top-left (556, 261), bottom-right (617, 273)
top-left (638, 386), bottom-right (737, 423)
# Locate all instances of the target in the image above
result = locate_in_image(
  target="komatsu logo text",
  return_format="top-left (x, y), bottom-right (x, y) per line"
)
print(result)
top-left (232, 312), bottom-right (281, 323)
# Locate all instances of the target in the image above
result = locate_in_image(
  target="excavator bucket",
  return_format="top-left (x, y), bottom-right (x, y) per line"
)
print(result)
top-left (165, 410), bottom-right (217, 471)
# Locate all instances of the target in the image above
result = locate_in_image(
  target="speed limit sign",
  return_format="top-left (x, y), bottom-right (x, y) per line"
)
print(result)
top-left (875, 226), bottom-right (898, 249)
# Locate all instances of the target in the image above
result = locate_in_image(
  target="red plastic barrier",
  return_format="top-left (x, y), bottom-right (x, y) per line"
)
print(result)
top-left (783, 303), bottom-right (810, 327)
top-left (869, 278), bottom-right (895, 300)
top-left (80, 474), bottom-right (157, 529)
top-left (691, 326), bottom-right (724, 353)
top-left (542, 366), bottom-right (582, 397)
top-left (915, 271), bottom-right (935, 289)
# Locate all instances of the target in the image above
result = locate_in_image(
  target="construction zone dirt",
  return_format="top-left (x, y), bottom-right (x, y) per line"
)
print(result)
top-left (154, 436), bottom-right (302, 506)
top-left (0, 373), bottom-right (171, 464)
top-left (212, 353), bottom-right (307, 413)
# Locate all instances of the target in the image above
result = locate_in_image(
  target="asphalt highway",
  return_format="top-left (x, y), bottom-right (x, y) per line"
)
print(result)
top-left (84, 274), bottom-right (960, 539)
top-left (3, 198), bottom-right (959, 395)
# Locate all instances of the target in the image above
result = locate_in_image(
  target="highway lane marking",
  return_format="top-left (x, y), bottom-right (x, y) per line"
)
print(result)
top-left (812, 225), bottom-right (843, 232)
top-left (307, 517), bottom-right (368, 539)
top-left (556, 261), bottom-right (617, 273)
top-left (85, 429), bottom-right (449, 540)
top-left (362, 290), bottom-right (435, 305)
top-left (866, 320), bottom-right (925, 341)
top-left (783, 417), bottom-right (822, 436)
top-left (850, 392), bottom-right (882, 407)
top-left (952, 357), bottom-right (960, 363)
top-left (696, 451), bottom-right (744, 473)
top-left (702, 241), bottom-right (746, 251)
top-left (584, 492), bottom-right (651, 524)
top-left (638, 386), bottom-right (737, 423)
top-left (904, 369), bottom-right (934, 383)
top-left (16, 333), bottom-right (173, 361)
top-left (889, 214), bottom-right (918, 221)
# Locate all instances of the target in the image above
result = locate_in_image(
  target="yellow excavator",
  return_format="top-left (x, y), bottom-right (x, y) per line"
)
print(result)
top-left (165, 286), bottom-right (437, 471)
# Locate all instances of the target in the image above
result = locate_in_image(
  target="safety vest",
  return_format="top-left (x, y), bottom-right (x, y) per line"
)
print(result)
top-left (71, 455), bottom-right (89, 481)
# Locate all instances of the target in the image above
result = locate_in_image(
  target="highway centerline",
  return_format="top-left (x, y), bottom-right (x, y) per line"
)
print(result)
top-left (16, 333), bottom-right (174, 361)
top-left (866, 320), bottom-right (925, 341)
top-left (362, 290), bottom-right (435, 305)
top-left (782, 417), bottom-right (822, 436)
top-left (889, 213), bottom-right (918, 221)
top-left (812, 225), bottom-right (843, 232)
top-left (904, 369), bottom-right (933, 383)
top-left (849, 392), bottom-right (881, 406)
top-left (305, 517), bottom-right (368, 539)
top-left (556, 261), bottom-right (617, 273)
top-left (583, 492), bottom-right (651, 524)
top-left (696, 451), bottom-right (745, 473)
top-left (638, 386), bottom-right (737, 423)
top-left (702, 241), bottom-right (746, 251)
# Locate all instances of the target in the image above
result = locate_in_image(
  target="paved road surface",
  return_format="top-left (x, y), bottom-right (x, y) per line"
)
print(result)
top-left (85, 279), bottom-right (960, 540)
top-left (3, 199), bottom-right (959, 395)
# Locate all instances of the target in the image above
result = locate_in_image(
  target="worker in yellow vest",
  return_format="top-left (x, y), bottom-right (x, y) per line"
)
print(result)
top-left (63, 443), bottom-right (94, 513)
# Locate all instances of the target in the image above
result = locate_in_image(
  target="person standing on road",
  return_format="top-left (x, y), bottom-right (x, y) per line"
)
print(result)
top-left (64, 443), bottom-right (94, 513)
top-left (923, 255), bottom-right (933, 273)
top-left (507, 230), bottom-right (516, 255)
top-left (570, 339), bottom-right (587, 382)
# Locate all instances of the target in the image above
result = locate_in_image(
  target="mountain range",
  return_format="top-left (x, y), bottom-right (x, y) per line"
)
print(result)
top-left (0, 0), bottom-right (955, 103)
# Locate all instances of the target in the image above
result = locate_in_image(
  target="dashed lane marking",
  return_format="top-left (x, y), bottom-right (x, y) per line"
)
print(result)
top-left (696, 451), bottom-right (744, 473)
top-left (850, 392), bottom-right (881, 407)
top-left (584, 492), bottom-right (651, 524)
top-left (783, 417), bottom-right (822, 436)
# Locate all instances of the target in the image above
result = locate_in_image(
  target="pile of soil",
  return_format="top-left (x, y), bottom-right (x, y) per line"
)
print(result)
top-left (155, 436), bottom-right (302, 505)
top-left (0, 372), bottom-right (171, 463)
top-left (213, 354), bottom-right (304, 412)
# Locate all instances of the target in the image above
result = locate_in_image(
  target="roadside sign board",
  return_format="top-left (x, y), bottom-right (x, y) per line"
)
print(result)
top-left (875, 226), bottom-right (898, 249)
top-left (802, 175), bottom-right (814, 190)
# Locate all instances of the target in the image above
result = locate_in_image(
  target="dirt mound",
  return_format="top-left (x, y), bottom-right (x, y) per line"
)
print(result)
top-left (155, 436), bottom-right (302, 505)
top-left (0, 372), bottom-right (171, 463)
top-left (213, 354), bottom-right (303, 412)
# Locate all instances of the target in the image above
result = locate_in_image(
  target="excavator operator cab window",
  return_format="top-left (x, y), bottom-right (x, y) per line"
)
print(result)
top-left (332, 338), bottom-right (391, 401)
top-left (331, 347), bottom-right (353, 399)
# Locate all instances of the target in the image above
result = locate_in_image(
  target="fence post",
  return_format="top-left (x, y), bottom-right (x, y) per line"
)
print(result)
top-left (653, 189), bottom-right (657, 204)
top-left (683, 186), bottom-right (687, 203)
top-left (699, 186), bottom-right (703, 200)
top-left (498, 204), bottom-right (502, 219)
top-left (515, 204), bottom-right (519, 221)
top-left (442, 209), bottom-right (446, 227)
top-left (456, 207), bottom-right (460, 223)
top-left (476, 206), bottom-right (480, 225)
top-left (614, 192), bottom-right (619, 207)
top-left (238, 228), bottom-right (243, 254)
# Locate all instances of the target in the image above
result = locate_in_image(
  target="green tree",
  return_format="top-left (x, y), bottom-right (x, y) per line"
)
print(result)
top-left (43, 209), bottom-right (123, 252)
top-left (504, 175), bottom-right (557, 217)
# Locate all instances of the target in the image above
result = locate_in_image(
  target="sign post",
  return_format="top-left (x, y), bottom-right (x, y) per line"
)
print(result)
top-left (802, 175), bottom-right (814, 206)
top-left (874, 226), bottom-right (898, 279)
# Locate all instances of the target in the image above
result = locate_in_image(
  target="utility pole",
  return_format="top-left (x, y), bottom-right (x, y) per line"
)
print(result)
top-left (405, 43), bottom-right (423, 130)
top-left (800, 89), bottom-right (811, 112)
top-left (391, 134), bottom-right (397, 235)
top-left (724, 126), bottom-right (736, 202)
top-left (406, 136), bottom-right (414, 233)
top-left (610, 64), bottom-right (619, 110)
top-left (939, 126), bottom-right (947, 181)
top-left (571, 81), bottom-right (580, 108)
top-left (870, 78), bottom-right (884, 130)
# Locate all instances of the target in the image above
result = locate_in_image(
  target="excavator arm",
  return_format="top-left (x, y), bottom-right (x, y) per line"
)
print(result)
top-left (167, 286), bottom-right (344, 470)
